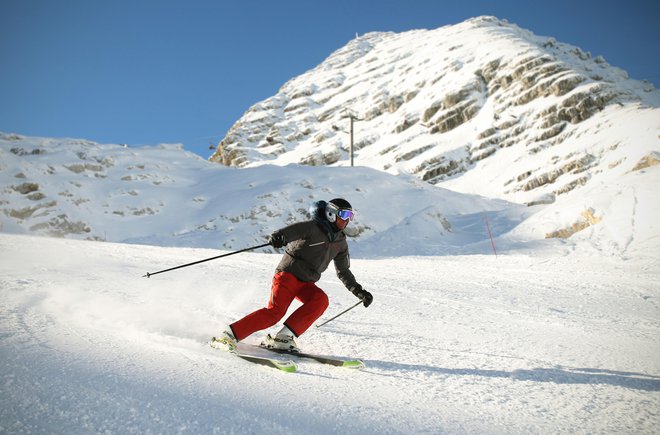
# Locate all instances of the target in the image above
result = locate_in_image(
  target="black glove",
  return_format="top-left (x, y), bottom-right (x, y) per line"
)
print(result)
top-left (351, 284), bottom-right (373, 308)
top-left (268, 232), bottom-right (287, 248)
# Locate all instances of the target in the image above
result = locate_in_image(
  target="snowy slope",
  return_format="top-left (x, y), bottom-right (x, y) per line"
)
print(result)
top-left (1, 234), bottom-right (659, 433)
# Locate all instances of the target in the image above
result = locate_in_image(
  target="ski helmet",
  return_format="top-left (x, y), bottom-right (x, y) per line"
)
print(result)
top-left (325, 198), bottom-right (353, 223)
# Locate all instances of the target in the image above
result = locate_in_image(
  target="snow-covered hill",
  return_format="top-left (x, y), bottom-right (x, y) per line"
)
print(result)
top-left (2, 233), bottom-right (659, 433)
top-left (2, 130), bottom-right (658, 261)
top-left (1, 132), bottom-right (526, 256)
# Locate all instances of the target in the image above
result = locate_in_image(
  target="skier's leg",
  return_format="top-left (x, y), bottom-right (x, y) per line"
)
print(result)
top-left (283, 281), bottom-right (329, 336)
top-left (230, 271), bottom-right (300, 341)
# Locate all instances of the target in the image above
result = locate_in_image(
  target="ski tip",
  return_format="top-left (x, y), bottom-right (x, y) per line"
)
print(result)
top-left (276, 361), bottom-right (298, 373)
top-left (342, 359), bottom-right (365, 369)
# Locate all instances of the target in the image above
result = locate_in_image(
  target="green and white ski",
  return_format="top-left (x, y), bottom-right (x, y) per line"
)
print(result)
top-left (259, 346), bottom-right (365, 369)
top-left (232, 352), bottom-right (297, 372)
top-left (210, 337), bottom-right (297, 373)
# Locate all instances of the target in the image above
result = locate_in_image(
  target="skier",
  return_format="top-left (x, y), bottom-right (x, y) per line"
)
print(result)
top-left (216, 198), bottom-right (373, 352)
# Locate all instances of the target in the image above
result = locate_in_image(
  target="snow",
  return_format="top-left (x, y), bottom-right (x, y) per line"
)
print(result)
top-left (1, 16), bottom-right (660, 434)
top-left (1, 234), bottom-right (659, 433)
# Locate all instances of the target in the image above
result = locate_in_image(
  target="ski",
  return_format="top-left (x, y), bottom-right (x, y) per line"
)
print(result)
top-left (210, 338), bottom-right (297, 373)
top-left (233, 352), bottom-right (297, 372)
top-left (259, 346), bottom-right (365, 369)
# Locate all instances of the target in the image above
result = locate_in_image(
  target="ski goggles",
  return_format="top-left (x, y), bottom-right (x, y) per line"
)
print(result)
top-left (336, 209), bottom-right (354, 221)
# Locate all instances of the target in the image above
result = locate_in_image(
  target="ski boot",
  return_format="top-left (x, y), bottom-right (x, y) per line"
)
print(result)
top-left (261, 330), bottom-right (300, 353)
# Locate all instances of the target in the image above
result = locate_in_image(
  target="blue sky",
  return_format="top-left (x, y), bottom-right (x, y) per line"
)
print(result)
top-left (1, 0), bottom-right (658, 158)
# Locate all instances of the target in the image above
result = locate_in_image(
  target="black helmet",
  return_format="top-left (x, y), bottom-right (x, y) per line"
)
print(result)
top-left (325, 198), bottom-right (353, 223)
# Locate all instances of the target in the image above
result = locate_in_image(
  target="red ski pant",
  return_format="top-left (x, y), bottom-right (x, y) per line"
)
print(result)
top-left (230, 271), bottom-right (329, 341)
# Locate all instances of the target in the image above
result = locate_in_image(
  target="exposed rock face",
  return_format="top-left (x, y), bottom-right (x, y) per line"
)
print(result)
top-left (209, 16), bottom-right (659, 208)
top-left (545, 208), bottom-right (602, 239)
top-left (632, 152), bottom-right (660, 171)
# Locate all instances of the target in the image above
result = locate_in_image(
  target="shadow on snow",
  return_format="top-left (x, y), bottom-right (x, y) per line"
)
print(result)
top-left (366, 360), bottom-right (660, 392)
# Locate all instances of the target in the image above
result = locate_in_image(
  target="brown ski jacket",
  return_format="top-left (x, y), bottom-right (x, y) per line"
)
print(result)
top-left (271, 220), bottom-right (358, 291)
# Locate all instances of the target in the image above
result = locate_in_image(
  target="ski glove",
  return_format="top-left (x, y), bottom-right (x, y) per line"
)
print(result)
top-left (351, 285), bottom-right (373, 308)
top-left (268, 232), bottom-right (287, 248)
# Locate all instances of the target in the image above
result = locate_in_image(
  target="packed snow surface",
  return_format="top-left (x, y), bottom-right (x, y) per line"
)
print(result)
top-left (1, 234), bottom-right (659, 433)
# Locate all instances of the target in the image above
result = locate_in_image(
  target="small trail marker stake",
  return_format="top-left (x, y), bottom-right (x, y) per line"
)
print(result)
top-left (484, 213), bottom-right (498, 258)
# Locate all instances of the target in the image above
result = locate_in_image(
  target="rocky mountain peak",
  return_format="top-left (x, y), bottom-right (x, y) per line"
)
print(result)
top-left (210, 16), bottom-right (658, 207)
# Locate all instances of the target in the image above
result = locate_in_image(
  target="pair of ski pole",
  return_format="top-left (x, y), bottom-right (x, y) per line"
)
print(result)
top-left (142, 242), bottom-right (365, 327)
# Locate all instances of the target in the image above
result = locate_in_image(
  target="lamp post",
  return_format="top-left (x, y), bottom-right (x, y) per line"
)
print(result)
top-left (342, 110), bottom-right (362, 167)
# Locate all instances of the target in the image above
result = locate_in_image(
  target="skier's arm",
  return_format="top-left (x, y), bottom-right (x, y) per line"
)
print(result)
top-left (269, 221), bottom-right (313, 248)
top-left (334, 247), bottom-right (373, 307)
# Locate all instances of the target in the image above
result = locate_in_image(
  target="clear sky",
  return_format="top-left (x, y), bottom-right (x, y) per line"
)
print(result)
top-left (1, 0), bottom-right (658, 158)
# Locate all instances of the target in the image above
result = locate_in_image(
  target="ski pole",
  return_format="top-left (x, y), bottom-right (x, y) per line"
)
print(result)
top-left (143, 242), bottom-right (271, 278)
top-left (316, 300), bottom-right (364, 328)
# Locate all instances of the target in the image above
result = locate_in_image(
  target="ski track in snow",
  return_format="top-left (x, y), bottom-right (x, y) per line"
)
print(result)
top-left (1, 233), bottom-right (659, 434)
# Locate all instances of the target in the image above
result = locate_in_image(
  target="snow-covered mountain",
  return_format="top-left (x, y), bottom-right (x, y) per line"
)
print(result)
top-left (209, 16), bottom-right (660, 259)
top-left (211, 16), bottom-right (657, 195)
